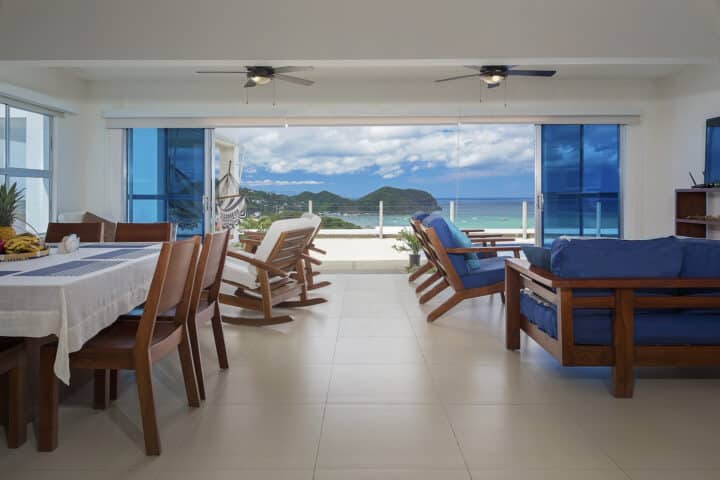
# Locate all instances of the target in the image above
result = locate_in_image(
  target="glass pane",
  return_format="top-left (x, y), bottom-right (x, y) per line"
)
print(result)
top-left (583, 125), bottom-right (619, 193)
top-left (129, 128), bottom-right (166, 195)
top-left (706, 122), bottom-right (720, 183)
top-left (8, 176), bottom-right (50, 234)
top-left (169, 199), bottom-right (204, 237)
top-left (0, 106), bottom-right (5, 168)
top-left (8, 107), bottom-right (50, 170)
top-left (541, 125), bottom-right (581, 194)
top-left (542, 194), bottom-right (581, 246)
top-left (130, 199), bottom-right (166, 223)
top-left (167, 129), bottom-right (205, 196)
top-left (581, 194), bottom-right (620, 238)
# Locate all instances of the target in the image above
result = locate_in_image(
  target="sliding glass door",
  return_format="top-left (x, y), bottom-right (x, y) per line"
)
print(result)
top-left (126, 128), bottom-right (212, 237)
top-left (538, 124), bottom-right (620, 246)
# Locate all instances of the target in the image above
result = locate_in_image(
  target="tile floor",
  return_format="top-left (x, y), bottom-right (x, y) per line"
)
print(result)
top-left (3, 273), bottom-right (720, 479)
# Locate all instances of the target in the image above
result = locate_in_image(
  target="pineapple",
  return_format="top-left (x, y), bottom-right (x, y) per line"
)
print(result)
top-left (0, 182), bottom-right (24, 242)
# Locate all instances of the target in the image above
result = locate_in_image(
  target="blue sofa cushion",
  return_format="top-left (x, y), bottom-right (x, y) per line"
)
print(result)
top-left (445, 219), bottom-right (485, 267)
top-left (522, 246), bottom-right (551, 270)
top-left (550, 237), bottom-right (683, 278)
top-left (411, 211), bottom-right (430, 222)
top-left (679, 237), bottom-right (720, 277)
top-left (520, 291), bottom-right (720, 345)
top-left (460, 256), bottom-right (506, 289)
top-left (422, 215), bottom-right (469, 276)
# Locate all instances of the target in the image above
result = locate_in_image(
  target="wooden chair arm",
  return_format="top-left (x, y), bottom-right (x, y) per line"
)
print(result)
top-left (302, 253), bottom-right (322, 266)
top-left (239, 237), bottom-right (262, 245)
top-left (308, 245), bottom-right (327, 255)
top-left (461, 228), bottom-right (486, 233)
top-left (227, 250), bottom-right (290, 277)
top-left (447, 246), bottom-right (522, 256)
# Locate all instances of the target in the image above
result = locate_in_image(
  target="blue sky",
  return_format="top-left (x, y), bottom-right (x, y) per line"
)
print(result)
top-left (216, 124), bottom-right (535, 199)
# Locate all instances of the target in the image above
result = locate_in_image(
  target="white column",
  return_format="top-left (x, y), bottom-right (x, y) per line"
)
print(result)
top-left (308, 200), bottom-right (313, 214)
top-left (522, 200), bottom-right (528, 240)
top-left (378, 200), bottom-right (384, 239)
top-left (596, 201), bottom-right (602, 238)
top-left (449, 201), bottom-right (455, 222)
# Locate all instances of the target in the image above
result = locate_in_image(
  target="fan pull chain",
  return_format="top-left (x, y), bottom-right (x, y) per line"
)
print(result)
top-left (503, 79), bottom-right (508, 108)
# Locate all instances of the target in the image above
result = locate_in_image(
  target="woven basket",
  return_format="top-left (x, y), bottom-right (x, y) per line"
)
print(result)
top-left (0, 247), bottom-right (50, 262)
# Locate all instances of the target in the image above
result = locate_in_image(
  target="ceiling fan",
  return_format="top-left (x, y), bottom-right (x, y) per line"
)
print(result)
top-left (435, 65), bottom-right (556, 88)
top-left (196, 66), bottom-right (315, 88)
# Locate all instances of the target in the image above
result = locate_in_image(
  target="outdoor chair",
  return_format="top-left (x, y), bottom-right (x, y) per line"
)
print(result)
top-left (221, 217), bottom-right (325, 325)
top-left (420, 215), bottom-right (521, 322)
top-left (114, 222), bottom-right (173, 242)
top-left (45, 222), bottom-right (104, 243)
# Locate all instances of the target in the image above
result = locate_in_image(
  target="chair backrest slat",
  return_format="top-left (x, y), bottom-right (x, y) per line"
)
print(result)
top-left (190, 229), bottom-right (230, 313)
top-left (420, 223), bottom-right (464, 291)
top-left (45, 222), bottom-right (104, 243)
top-left (115, 222), bottom-right (172, 242)
top-left (266, 228), bottom-right (315, 272)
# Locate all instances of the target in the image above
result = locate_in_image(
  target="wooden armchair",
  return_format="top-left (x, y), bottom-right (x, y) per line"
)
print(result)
top-left (419, 215), bottom-right (521, 322)
top-left (115, 222), bottom-right (172, 242)
top-left (222, 217), bottom-right (325, 326)
top-left (39, 238), bottom-right (201, 455)
top-left (45, 222), bottom-right (104, 243)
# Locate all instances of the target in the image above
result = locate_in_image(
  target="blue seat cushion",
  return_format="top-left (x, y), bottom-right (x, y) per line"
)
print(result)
top-left (460, 256), bottom-right (506, 289)
top-left (520, 291), bottom-right (720, 345)
top-left (678, 238), bottom-right (720, 295)
top-left (411, 211), bottom-right (430, 222)
top-left (422, 214), bottom-right (469, 276)
top-left (522, 246), bottom-right (551, 270)
top-left (550, 237), bottom-right (683, 278)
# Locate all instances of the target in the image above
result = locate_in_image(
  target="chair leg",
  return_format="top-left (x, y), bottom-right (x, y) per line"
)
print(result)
top-left (419, 280), bottom-right (448, 304)
top-left (109, 369), bottom-right (118, 401)
top-left (427, 293), bottom-right (463, 322)
top-left (186, 318), bottom-right (206, 401)
top-left (7, 357), bottom-right (26, 448)
top-left (211, 303), bottom-right (229, 370)
top-left (408, 262), bottom-right (432, 282)
top-left (178, 332), bottom-right (201, 408)
top-left (38, 346), bottom-right (58, 452)
top-left (134, 359), bottom-right (161, 456)
top-left (500, 292), bottom-right (506, 304)
top-left (416, 271), bottom-right (441, 294)
top-left (93, 369), bottom-right (110, 410)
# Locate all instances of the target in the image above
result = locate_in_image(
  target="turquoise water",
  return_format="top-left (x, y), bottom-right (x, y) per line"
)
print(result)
top-left (331, 197), bottom-right (535, 229)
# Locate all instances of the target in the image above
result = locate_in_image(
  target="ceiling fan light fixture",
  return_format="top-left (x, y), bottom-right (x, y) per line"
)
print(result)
top-left (480, 74), bottom-right (504, 85)
top-left (250, 75), bottom-right (272, 85)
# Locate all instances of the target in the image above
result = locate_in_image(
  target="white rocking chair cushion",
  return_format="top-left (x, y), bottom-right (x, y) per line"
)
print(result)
top-left (224, 254), bottom-right (259, 289)
top-left (254, 216), bottom-right (317, 263)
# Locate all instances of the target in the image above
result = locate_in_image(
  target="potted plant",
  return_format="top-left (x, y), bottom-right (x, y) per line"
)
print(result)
top-left (392, 227), bottom-right (421, 267)
top-left (0, 182), bottom-right (23, 243)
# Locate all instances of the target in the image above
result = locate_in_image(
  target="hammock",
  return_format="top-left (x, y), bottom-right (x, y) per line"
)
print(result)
top-left (216, 154), bottom-right (247, 229)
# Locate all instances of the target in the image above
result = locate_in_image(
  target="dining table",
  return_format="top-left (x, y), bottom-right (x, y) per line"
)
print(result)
top-left (0, 243), bottom-right (161, 385)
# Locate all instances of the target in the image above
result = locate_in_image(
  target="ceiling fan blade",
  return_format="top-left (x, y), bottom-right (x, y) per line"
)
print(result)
top-left (196, 70), bottom-right (248, 74)
top-left (273, 66), bottom-right (314, 74)
top-left (244, 79), bottom-right (257, 88)
top-left (274, 74), bottom-right (314, 86)
top-left (435, 73), bottom-right (480, 83)
top-left (507, 69), bottom-right (556, 77)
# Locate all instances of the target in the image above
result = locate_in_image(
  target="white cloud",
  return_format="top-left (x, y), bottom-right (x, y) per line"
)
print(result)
top-left (217, 124), bottom-right (534, 178)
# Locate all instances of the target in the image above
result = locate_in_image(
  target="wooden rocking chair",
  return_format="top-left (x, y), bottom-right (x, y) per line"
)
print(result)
top-left (221, 217), bottom-right (326, 326)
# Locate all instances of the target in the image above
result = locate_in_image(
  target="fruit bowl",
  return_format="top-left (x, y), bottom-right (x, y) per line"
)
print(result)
top-left (0, 247), bottom-right (50, 262)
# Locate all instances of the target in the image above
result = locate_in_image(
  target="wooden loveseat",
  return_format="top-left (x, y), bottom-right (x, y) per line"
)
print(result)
top-left (506, 237), bottom-right (720, 397)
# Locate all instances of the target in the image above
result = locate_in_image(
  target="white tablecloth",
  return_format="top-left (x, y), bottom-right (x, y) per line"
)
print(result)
top-left (0, 244), bottom-right (160, 384)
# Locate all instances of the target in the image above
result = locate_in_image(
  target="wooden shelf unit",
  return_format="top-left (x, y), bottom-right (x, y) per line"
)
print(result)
top-left (675, 188), bottom-right (720, 238)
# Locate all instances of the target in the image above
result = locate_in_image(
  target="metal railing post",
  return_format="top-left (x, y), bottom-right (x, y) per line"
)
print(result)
top-left (522, 200), bottom-right (528, 240)
top-left (378, 200), bottom-right (384, 239)
top-left (449, 201), bottom-right (455, 222)
top-left (308, 200), bottom-right (313, 215)
top-left (596, 201), bottom-right (602, 238)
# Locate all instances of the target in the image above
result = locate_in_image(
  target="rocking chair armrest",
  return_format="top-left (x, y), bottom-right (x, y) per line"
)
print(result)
top-left (239, 237), bottom-right (263, 245)
top-left (308, 244), bottom-right (327, 255)
top-left (227, 251), bottom-right (290, 277)
top-left (302, 253), bottom-right (322, 266)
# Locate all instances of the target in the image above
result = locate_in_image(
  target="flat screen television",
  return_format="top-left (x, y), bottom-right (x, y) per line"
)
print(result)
top-left (706, 117), bottom-right (720, 183)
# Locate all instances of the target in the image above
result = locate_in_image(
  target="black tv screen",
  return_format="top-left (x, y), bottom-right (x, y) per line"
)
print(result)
top-left (706, 117), bottom-right (720, 183)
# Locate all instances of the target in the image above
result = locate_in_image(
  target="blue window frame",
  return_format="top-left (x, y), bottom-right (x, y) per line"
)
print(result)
top-left (126, 128), bottom-right (206, 237)
top-left (540, 124), bottom-right (620, 246)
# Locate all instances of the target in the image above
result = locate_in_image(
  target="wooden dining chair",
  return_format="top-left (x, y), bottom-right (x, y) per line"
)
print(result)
top-left (45, 222), bottom-right (104, 243)
top-left (38, 237), bottom-right (201, 455)
top-left (114, 222), bottom-right (172, 242)
top-left (0, 339), bottom-right (26, 448)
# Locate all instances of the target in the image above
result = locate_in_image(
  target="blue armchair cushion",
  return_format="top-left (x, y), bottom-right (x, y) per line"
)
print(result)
top-left (411, 211), bottom-right (430, 222)
top-left (445, 219), bottom-right (484, 267)
top-left (422, 215), bottom-right (469, 276)
top-left (460, 256), bottom-right (506, 289)
top-left (522, 246), bottom-right (551, 270)
top-left (520, 291), bottom-right (720, 346)
top-left (550, 237), bottom-right (683, 278)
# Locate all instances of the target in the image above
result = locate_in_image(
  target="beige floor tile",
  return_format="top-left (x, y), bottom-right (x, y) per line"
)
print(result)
top-left (1, 470), bottom-right (158, 480)
top-left (328, 364), bottom-right (438, 404)
top-left (317, 405), bottom-right (466, 469)
top-left (417, 334), bottom-right (514, 365)
top-left (626, 470), bottom-right (720, 480)
top-left (154, 470), bottom-right (314, 480)
top-left (339, 315), bottom-right (414, 337)
top-left (333, 337), bottom-right (424, 364)
top-left (162, 405), bottom-right (324, 470)
top-left (246, 335), bottom-right (338, 365)
top-left (315, 469), bottom-right (471, 480)
top-left (469, 469), bottom-right (630, 480)
top-left (446, 404), bottom-right (617, 469)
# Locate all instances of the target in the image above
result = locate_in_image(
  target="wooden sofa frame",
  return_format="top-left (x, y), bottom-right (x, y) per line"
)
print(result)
top-left (419, 222), bottom-right (521, 322)
top-left (505, 257), bottom-right (720, 398)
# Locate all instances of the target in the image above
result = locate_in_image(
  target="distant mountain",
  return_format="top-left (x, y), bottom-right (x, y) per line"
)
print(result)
top-left (241, 186), bottom-right (440, 215)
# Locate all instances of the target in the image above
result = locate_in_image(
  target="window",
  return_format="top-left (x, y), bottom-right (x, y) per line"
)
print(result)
top-left (0, 104), bottom-right (52, 232)
top-left (126, 128), bottom-right (207, 237)
top-left (540, 124), bottom-right (620, 246)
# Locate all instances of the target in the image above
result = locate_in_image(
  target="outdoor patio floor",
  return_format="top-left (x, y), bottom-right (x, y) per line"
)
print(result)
top-left (2, 273), bottom-right (720, 479)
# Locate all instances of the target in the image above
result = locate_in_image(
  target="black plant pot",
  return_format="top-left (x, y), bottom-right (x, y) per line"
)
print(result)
top-left (409, 253), bottom-right (421, 267)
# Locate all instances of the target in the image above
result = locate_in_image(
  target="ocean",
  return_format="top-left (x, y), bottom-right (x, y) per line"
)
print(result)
top-left (332, 197), bottom-right (535, 229)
